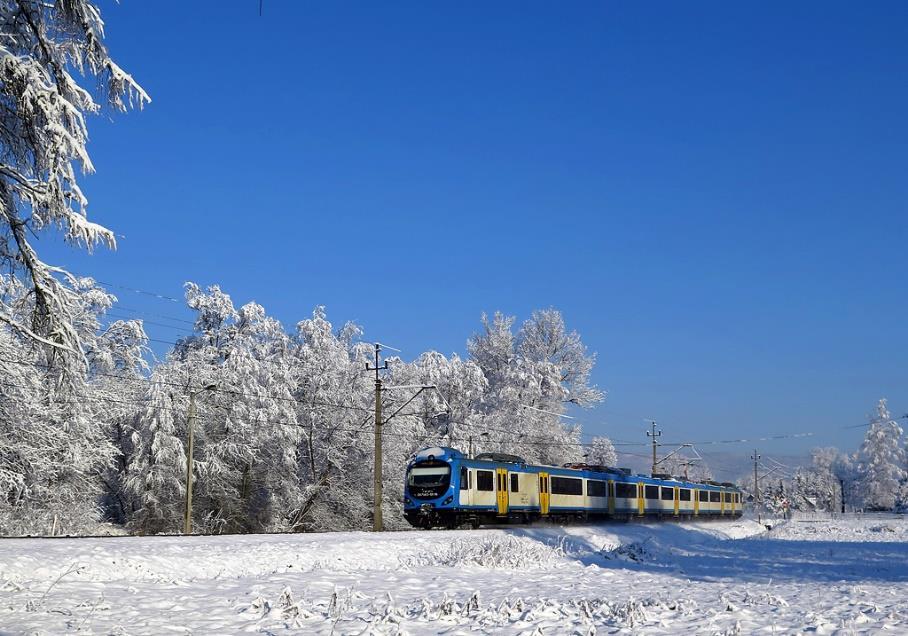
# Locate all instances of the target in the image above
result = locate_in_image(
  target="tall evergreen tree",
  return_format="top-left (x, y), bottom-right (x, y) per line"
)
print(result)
top-left (125, 380), bottom-right (186, 535)
top-left (857, 399), bottom-right (906, 511)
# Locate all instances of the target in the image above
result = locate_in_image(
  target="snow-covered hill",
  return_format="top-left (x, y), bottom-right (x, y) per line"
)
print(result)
top-left (1, 516), bottom-right (906, 634)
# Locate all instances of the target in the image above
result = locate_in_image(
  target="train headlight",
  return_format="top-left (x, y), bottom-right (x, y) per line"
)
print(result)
top-left (442, 495), bottom-right (454, 506)
top-left (404, 497), bottom-right (412, 505)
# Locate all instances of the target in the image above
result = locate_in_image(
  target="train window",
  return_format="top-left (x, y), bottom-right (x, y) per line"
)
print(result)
top-left (510, 474), bottom-right (519, 492)
top-left (476, 470), bottom-right (493, 492)
top-left (699, 490), bottom-right (708, 502)
top-left (551, 476), bottom-right (583, 495)
top-left (460, 467), bottom-right (468, 490)
top-left (709, 491), bottom-right (720, 502)
top-left (615, 483), bottom-right (636, 499)
top-left (587, 480), bottom-right (606, 497)
top-left (679, 488), bottom-right (691, 501)
top-left (660, 487), bottom-right (674, 501)
top-left (645, 485), bottom-right (659, 499)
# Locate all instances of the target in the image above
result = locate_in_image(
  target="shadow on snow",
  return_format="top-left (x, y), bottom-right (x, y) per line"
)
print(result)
top-left (507, 523), bottom-right (908, 584)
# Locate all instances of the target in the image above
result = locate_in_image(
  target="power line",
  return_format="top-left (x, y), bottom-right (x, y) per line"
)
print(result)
top-left (104, 311), bottom-right (195, 333)
top-left (64, 271), bottom-right (183, 304)
top-left (0, 356), bottom-right (373, 414)
top-left (3, 351), bottom-right (897, 454)
top-left (106, 305), bottom-right (195, 325)
top-left (0, 377), bottom-right (663, 455)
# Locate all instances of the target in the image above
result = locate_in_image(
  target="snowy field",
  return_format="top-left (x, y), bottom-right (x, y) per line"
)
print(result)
top-left (1, 515), bottom-right (907, 635)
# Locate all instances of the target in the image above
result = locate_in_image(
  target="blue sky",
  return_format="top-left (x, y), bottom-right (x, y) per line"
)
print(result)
top-left (44, 1), bottom-right (907, 463)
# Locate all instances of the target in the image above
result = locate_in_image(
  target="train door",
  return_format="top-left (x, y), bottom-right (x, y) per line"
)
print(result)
top-left (496, 468), bottom-right (509, 516)
top-left (720, 491), bottom-right (726, 515)
top-left (538, 472), bottom-right (549, 516)
top-left (637, 483), bottom-right (645, 516)
top-left (674, 487), bottom-right (680, 516)
top-left (694, 489), bottom-right (700, 516)
top-left (608, 480), bottom-right (615, 515)
top-left (458, 466), bottom-right (473, 506)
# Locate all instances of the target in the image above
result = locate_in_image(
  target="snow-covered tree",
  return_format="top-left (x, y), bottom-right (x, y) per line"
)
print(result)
top-left (287, 306), bottom-right (374, 531)
top-left (587, 436), bottom-right (617, 467)
top-left (196, 302), bottom-right (302, 533)
top-left (466, 309), bottom-right (603, 465)
top-left (658, 452), bottom-right (713, 482)
top-left (0, 276), bottom-right (135, 534)
top-left (856, 399), bottom-right (906, 511)
top-left (124, 380), bottom-right (185, 535)
top-left (1, 273), bottom-right (610, 534)
top-left (517, 309), bottom-right (604, 408)
top-left (0, 0), bottom-right (147, 365)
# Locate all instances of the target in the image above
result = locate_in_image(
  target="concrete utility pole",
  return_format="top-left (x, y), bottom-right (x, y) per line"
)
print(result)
top-left (646, 420), bottom-right (661, 476)
top-left (366, 344), bottom-right (389, 532)
top-left (751, 448), bottom-right (761, 514)
top-left (184, 383), bottom-right (217, 535)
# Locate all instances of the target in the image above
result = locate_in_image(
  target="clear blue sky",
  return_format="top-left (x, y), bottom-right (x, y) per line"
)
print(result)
top-left (45, 1), bottom-right (907, 465)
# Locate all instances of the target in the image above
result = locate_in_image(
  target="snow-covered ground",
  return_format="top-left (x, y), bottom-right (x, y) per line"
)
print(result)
top-left (1, 515), bottom-right (907, 635)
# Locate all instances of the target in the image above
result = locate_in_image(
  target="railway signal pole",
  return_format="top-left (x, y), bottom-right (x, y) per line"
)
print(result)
top-left (646, 420), bottom-right (661, 476)
top-left (366, 344), bottom-right (389, 532)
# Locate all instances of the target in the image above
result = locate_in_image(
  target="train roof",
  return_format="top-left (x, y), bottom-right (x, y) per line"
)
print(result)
top-left (409, 447), bottom-right (741, 490)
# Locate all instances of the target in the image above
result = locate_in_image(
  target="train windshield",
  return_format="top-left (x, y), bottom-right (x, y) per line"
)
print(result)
top-left (407, 463), bottom-right (451, 499)
top-left (408, 466), bottom-right (450, 487)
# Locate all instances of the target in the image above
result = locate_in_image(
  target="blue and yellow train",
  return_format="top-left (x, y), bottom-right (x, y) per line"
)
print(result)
top-left (403, 446), bottom-right (743, 529)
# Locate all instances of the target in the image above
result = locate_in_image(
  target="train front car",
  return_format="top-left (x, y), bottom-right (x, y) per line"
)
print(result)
top-left (403, 446), bottom-right (463, 529)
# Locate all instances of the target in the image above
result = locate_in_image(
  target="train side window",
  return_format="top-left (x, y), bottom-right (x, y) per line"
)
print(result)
top-left (709, 491), bottom-right (720, 502)
top-left (679, 488), bottom-right (691, 501)
top-left (460, 467), bottom-right (468, 490)
top-left (510, 474), bottom-right (519, 492)
top-left (660, 487), bottom-right (674, 501)
top-left (699, 490), bottom-right (709, 502)
top-left (476, 470), bottom-right (493, 492)
top-left (615, 482), bottom-right (636, 498)
top-left (645, 485), bottom-right (659, 499)
top-left (551, 476), bottom-right (583, 495)
top-left (588, 480), bottom-right (606, 497)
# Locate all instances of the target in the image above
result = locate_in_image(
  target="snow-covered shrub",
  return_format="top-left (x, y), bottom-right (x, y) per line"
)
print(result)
top-left (401, 535), bottom-right (567, 570)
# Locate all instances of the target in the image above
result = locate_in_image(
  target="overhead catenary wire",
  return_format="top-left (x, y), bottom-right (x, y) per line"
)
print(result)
top-left (104, 311), bottom-right (196, 333)
top-left (48, 274), bottom-right (907, 442)
top-left (0, 356), bottom-right (373, 414)
top-left (0, 376), bottom-right (668, 455)
top-left (0, 356), bottom-right (660, 446)
top-left (64, 270), bottom-right (183, 304)
top-left (3, 354), bottom-right (899, 455)
top-left (0, 372), bottom-right (876, 467)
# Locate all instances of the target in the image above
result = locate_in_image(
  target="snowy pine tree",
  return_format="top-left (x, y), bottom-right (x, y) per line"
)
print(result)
top-left (856, 399), bottom-right (906, 511)
top-left (125, 380), bottom-right (186, 535)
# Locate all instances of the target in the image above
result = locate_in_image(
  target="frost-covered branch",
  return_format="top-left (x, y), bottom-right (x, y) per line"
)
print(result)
top-left (0, 0), bottom-right (148, 366)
